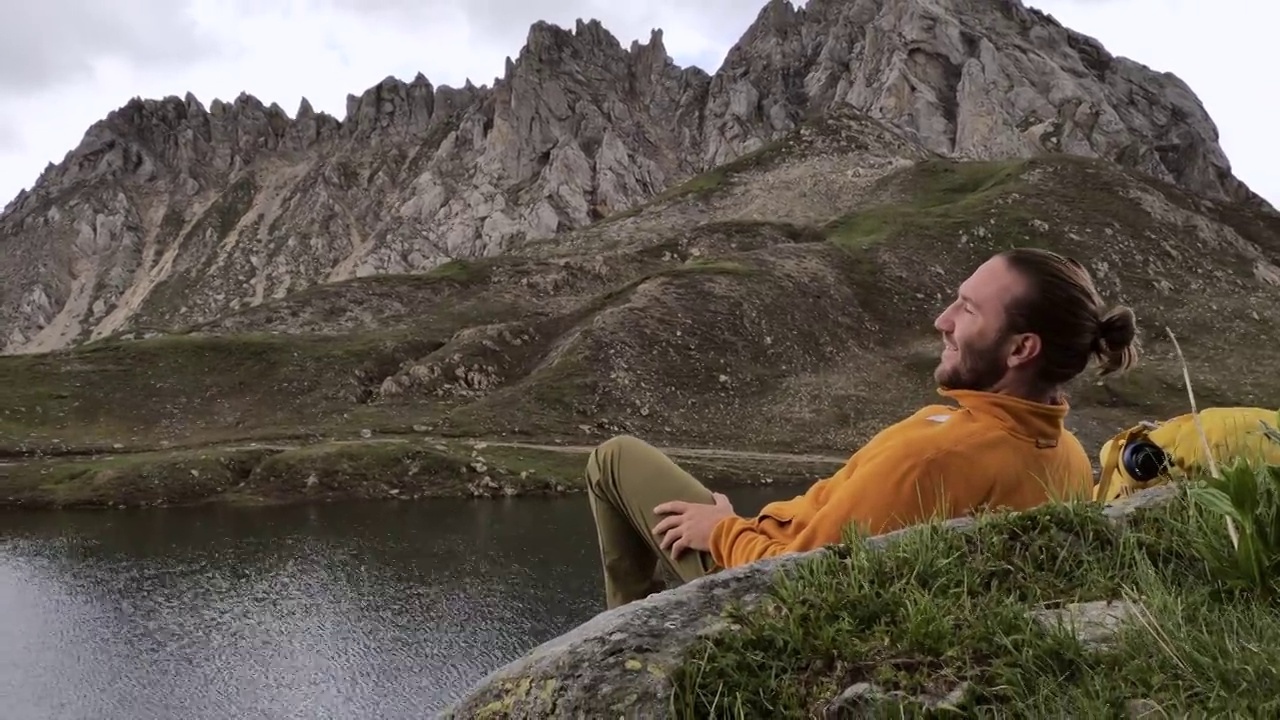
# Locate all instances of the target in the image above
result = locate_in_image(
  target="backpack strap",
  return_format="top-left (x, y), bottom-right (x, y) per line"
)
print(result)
top-left (1094, 422), bottom-right (1160, 503)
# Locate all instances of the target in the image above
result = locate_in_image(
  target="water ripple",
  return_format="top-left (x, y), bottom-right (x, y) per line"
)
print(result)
top-left (0, 486), bottom-right (794, 719)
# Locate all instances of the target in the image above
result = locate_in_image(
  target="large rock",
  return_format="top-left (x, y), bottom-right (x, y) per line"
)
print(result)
top-left (438, 485), bottom-right (1179, 718)
top-left (0, 0), bottom-right (1271, 355)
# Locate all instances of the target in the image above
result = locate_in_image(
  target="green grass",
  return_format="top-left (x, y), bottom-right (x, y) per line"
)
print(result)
top-left (671, 461), bottom-right (1280, 717)
top-left (0, 436), bottom-right (836, 508)
top-left (597, 137), bottom-right (799, 224)
top-left (663, 259), bottom-right (755, 276)
top-left (0, 439), bottom-right (593, 508)
top-left (443, 442), bottom-right (588, 485)
top-left (0, 329), bottom-right (446, 450)
top-left (0, 446), bottom-right (277, 507)
top-left (824, 159), bottom-right (1029, 249)
top-left (211, 175), bottom-right (257, 238)
top-left (425, 258), bottom-right (480, 281)
top-left (690, 220), bottom-right (827, 245)
top-left (663, 142), bottom-right (786, 198)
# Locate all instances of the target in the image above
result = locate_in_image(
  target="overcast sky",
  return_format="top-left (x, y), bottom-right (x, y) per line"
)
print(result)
top-left (0, 0), bottom-right (1274, 209)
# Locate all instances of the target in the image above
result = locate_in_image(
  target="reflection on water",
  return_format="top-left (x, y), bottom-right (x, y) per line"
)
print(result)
top-left (0, 485), bottom-right (801, 719)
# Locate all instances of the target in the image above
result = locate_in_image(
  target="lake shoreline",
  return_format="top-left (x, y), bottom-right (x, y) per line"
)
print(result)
top-left (0, 436), bottom-right (841, 511)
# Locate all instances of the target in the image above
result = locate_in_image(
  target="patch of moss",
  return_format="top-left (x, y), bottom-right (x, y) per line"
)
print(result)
top-left (426, 258), bottom-right (477, 281)
top-left (156, 204), bottom-right (188, 251)
top-left (211, 175), bottom-right (258, 239)
top-left (911, 157), bottom-right (1028, 201)
top-left (0, 447), bottom-right (275, 507)
top-left (691, 220), bottom-right (827, 245)
top-left (824, 159), bottom-right (1029, 250)
top-left (0, 439), bottom-right (594, 508)
top-left (652, 141), bottom-right (790, 204)
top-left (663, 259), bottom-right (755, 276)
top-left (597, 138), bottom-right (798, 224)
top-left (0, 329), bottom-right (444, 451)
top-left (176, 257), bottom-right (516, 337)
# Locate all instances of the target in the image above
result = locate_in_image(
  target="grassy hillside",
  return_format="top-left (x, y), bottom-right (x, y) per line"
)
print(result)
top-left (673, 456), bottom-right (1280, 717)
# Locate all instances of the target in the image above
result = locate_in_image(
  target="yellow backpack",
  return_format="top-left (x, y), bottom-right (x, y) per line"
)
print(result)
top-left (1094, 407), bottom-right (1280, 503)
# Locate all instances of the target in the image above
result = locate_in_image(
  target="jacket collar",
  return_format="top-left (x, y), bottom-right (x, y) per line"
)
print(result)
top-left (937, 387), bottom-right (1070, 448)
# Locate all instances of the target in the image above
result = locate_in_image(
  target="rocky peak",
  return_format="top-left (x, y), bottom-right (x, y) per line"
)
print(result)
top-left (342, 73), bottom-right (441, 140)
top-left (181, 91), bottom-right (203, 114)
top-left (628, 28), bottom-right (667, 58)
top-left (750, 0), bottom-right (807, 36)
top-left (2, 88), bottom-right (346, 215)
top-left (287, 96), bottom-right (340, 150)
top-left (521, 18), bottom-right (618, 61)
top-left (705, 0), bottom-right (1268, 209)
top-left (468, 13), bottom-right (712, 202)
top-left (701, 0), bottom-right (815, 166)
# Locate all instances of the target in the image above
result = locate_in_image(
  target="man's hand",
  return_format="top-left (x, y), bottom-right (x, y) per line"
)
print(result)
top-left (653, 493), bottom-right (736, 561)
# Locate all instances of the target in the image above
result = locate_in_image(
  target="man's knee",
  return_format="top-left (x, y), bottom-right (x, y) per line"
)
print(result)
top-left (597, 434), bottom-right (649, 456)
top-left (585, 434), bottom-right (650, 488)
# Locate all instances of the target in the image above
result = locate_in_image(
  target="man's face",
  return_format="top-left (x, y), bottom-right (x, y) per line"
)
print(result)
top-left (932, 256), bottom-right (1029, 391)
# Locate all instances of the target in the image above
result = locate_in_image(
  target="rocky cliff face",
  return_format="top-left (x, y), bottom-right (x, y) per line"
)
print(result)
top-left (0, 0), bottom-right (1271, 355)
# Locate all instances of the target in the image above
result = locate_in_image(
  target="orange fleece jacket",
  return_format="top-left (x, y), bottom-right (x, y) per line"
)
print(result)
top-left (708, 389), bottom-right (1095, 569)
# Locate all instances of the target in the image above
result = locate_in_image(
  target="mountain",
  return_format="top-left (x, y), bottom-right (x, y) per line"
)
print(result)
top-left (2, 106), bottom-right (1277, 465)
top-left (0, 0), bottom-right (1271, 357)
top-left (0, 0), bottom-right (1277, 490)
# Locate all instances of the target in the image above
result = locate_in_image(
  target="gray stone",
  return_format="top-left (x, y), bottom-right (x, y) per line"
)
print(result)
top-left (823, 680), bottom-right (972, 718)
top-left (1031, 599), bottom-right (1141, 648)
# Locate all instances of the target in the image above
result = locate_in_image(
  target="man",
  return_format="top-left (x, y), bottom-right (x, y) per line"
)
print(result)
top-left (585, 248), bottom-right (1139, 609)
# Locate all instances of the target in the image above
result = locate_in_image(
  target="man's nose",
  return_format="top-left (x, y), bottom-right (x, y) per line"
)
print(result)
top-left (934, 308), bottom-right (951, 332)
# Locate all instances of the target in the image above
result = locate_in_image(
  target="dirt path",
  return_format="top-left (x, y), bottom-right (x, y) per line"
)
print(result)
top-left (228, 436), bottom-right (850, 465)
top-left (1, 435), bottom-right (850, 467)
top-left (477, 440), bottom-right (849, 465)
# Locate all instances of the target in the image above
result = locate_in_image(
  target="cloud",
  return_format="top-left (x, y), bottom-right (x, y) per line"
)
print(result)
top-left (0, 117), bottom-right (19, 151)
top-left (311, 0), bottom-right (763, 72)
top-left (177, 0), bottom-right (765, 111)
top-left (316, 0), bottom-right (757, 32)
top-left (0, 0), bottom-right (221, 95)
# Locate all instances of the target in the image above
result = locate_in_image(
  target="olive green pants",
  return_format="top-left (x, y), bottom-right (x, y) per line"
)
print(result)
top-left (585, 435), bottom-right (720, 609)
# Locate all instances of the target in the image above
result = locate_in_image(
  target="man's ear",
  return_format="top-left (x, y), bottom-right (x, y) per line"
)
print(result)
top-left (1006, 333), bottom-right (1041, 368)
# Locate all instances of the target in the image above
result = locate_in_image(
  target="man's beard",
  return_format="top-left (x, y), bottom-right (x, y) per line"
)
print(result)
top-left (934, 335), bottom-right (1009, 392)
